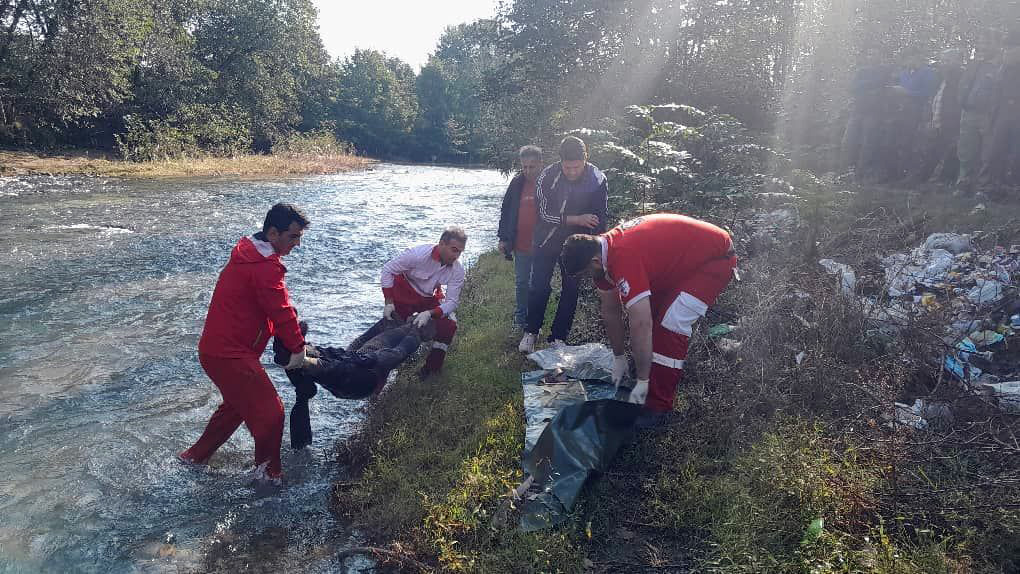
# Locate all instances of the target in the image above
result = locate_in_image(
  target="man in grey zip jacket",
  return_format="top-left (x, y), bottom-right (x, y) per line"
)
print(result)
top-left (519, 136), bottom-right (609, 353)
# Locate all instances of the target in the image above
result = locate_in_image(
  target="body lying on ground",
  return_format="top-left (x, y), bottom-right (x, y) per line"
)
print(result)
top-left (273, 318), bottom-right (434, 448)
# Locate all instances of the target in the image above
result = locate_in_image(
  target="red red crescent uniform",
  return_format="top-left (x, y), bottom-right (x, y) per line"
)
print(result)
top-left (595, 214), bottom-right (737, 412)
top-left (181, 234), bottom-right (305, 481)
top-left (381, 244), bottom-right (464, 374)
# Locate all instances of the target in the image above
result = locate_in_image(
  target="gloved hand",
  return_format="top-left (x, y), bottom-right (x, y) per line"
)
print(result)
top-left (284, 345), bottom-right (307, 370)
top-left (384, 302), bottom-right (397, 321)
top-left (627, 378), bottom-right (649, 405)
top-left (413, 311), bottom-right (433, 329)
top-left (612, 355), bottom-right (628, 387)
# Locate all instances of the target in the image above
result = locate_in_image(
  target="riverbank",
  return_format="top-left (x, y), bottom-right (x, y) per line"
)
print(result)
top-left (333, 186), bottom-right (1020, 572)
top-left (0, 149), bottom-right (375, 178)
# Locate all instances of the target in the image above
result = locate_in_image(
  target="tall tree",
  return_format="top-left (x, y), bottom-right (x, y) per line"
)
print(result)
top-left (333, 48), bottom-right (418, 158)
top-left (0, 0), bottom-right (149, 143)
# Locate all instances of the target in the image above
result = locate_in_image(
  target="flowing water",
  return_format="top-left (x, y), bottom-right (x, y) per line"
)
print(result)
top-left (0, 164), bottom-right (506, 573)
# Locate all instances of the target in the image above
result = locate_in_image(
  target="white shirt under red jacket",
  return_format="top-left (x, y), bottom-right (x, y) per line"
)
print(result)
top-left (380, 244), bottom-right (465, 318)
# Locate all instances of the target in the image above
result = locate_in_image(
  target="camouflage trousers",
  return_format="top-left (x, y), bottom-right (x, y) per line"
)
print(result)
top-left (956, 109), bottom-right (993, 186)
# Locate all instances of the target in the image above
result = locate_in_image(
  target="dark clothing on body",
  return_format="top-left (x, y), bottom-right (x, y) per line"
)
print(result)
top-left (273, 320), bottom-right (428, 449)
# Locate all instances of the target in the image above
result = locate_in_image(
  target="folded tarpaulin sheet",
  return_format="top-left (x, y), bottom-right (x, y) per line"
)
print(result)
top-left (520, 399), bottom-right (641, 531)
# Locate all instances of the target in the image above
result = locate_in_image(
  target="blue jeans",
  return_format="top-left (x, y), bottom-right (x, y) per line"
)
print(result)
top-left (525, 249), bottom-right (579, 342)
top-left (513, 251), bottom-right (534, 327)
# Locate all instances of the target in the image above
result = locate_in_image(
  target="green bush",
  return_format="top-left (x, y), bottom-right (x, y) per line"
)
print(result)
top-left (576, 103), bottom-right (789, 214)
top-left (115, 104), bottom-right (253, 161)
top-left (271, 125), bottom-right (355, 156)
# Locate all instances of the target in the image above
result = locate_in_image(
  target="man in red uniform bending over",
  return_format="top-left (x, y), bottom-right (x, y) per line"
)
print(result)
top-left (180, 203), bottom-right (310, 484)
top-left (381, 226), bottom-right (467, 379)
top-left (560, 214), bottom-right (737, 426)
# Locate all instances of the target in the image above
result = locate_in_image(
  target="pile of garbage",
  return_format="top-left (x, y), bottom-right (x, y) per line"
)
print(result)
top-left (818, 232), bottom-right (1020, 423)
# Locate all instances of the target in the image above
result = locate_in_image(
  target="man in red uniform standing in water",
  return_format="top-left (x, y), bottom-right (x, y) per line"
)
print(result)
top-left (179, 203), bottom-right (310, 484)
top-left (560, 214), bottom-right (737, 427)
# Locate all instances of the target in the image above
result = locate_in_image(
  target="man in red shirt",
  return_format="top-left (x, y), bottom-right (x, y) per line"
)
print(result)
top-left (560, 214), bottom-right (737, 424)
top-left (179, 203), bottom-right (310, 484)
top-left (497, 145), bottom-right (543, 329)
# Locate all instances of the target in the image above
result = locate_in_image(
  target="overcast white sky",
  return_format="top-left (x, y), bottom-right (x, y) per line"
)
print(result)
top-left (312, 0), bottom-right (502, 70)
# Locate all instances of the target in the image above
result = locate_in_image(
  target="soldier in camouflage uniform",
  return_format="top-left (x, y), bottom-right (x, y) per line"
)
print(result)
top-left (979, 29), bottom-right (1020, 194)
top-left (957, 34), bottom-right (1003, 193)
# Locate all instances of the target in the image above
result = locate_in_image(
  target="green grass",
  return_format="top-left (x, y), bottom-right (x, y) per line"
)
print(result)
top-left (334, 253), bottom-right (587, 572)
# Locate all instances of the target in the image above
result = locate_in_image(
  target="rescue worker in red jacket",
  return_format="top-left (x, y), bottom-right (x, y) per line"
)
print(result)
top-left (179, 203), bottom-right (310, 484)
top-left (380, 226), bottom-right (467, 378)
top-left (560, 214), bottom-right (737, 426)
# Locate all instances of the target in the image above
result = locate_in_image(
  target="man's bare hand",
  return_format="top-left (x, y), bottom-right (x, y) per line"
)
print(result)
top-left (567, 214), bottom-right (599, 229)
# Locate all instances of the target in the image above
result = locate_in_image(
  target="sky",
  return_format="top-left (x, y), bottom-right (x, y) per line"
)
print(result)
top-left (312, 0), bottom-right (502, 70)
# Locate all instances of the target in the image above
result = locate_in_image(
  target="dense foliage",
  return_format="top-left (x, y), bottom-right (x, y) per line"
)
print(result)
top-left (0, 0), bottom-right (1014, 166)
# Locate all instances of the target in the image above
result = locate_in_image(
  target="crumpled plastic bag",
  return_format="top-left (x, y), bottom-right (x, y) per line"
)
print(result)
top-left (882, 248), bottom-right (955, 297)
top-left (967, 279), bottom-right (1004, 305)
top-left (527, 343), bottom-right (615, 382)
top-left (893, 399), bottom-right (954, 430)
top-left (975, 381), bottom-right (1020, 413)
top-left (819, 258), bottom-right (856, 296)
top-left (922, 232), bottom-right (972, 254)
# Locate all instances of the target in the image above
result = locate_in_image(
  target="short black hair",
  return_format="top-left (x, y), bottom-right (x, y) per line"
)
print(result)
top-left (559, 136), bottom-right (587, 162)
top-left (440, 226), bottom-right (468, 244)
top-left (560, 234), bottom-right (601, 276)
top-left (518, 145), bottom-right (543, 161)
top-left (263, 203), bottom-right (310, 233)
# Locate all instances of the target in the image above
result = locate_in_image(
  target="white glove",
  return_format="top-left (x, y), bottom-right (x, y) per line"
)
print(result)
top-left (384, 303), bottom-right (397, 321)
top-left (413, 311), bottom-right (433, 328)
top-left (284, 345), bottom-right (307, 370)
top-left (612, 355), bottom-right (628, 387)
top-left (627, 378), bottom-right (649, 405)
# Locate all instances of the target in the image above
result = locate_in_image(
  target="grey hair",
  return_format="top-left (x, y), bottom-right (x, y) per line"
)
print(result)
top-left (518, 145), bottom-right (543, 161)
top-left (440, 226), bottom-right (468, 244)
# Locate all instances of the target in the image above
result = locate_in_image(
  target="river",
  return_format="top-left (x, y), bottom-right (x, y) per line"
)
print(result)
top-left (0, 164), bottom-right (507, 573)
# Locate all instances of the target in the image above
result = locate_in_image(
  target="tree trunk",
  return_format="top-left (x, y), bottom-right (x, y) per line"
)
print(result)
top-left (0, 0), bottom-right (30, 65)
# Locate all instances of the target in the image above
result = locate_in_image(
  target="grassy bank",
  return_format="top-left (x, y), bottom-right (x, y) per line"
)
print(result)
top-left (0, 149), bottom-right (374, 178)
top-left (334, 186), bottom-right (1020, 573)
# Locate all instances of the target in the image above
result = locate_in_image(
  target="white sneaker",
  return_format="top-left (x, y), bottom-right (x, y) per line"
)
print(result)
top-left (548, 339), bottom-right (566, 349)
top-left (518, 332), bottom-right (536, 353)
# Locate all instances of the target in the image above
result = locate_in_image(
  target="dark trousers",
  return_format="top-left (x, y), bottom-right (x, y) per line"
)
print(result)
top-left (525, 249), bottom-right (579, 342)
